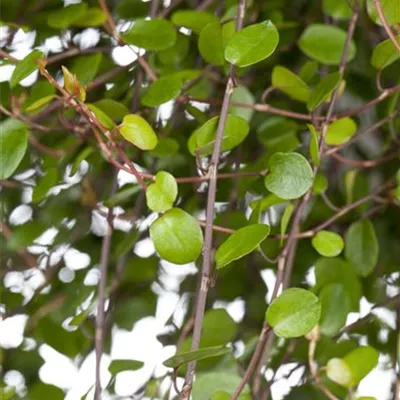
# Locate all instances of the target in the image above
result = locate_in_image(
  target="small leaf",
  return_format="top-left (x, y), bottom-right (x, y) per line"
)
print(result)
top-left (312, 173), bottom-right (328, 194)
top-left (307, 72), bottom-right (341, 111)
top-left (47, 3), bottom-right (88, 29)
top-left (163, 345), bottom-right (230, 369)
top-left (322, 0), bottom-right (353, 19)
top-left (188, 115), bottom-right (249, 156)
top-left (119, 114), bottom-right (158, 150)
top-left (8, 221), bottom-right (47, 250)
top-left (73, 8), bottom-right (106, 27)
top-left (108, 359), bottom-right (144, 375)
top-left (150, 208), bottom-right (203, 265)
top-left (10, 50), bottom-right (44, 88)
top-left (25, 95), bottom-right (55, 111)
top-left (171, 10), bottom-right (218, 34)
top-left (198, 22), bottom-right (225, 66)
top-left (308, 124), bottom-right (320, 166)
top-left (0, 119), bottom-right (28, 179)
top-left (366, 0), bottom-right (400, 26)
top-left (327, 358), bottom-right (352, 386)
top-left (141, 74), bottom-right (183, 107)
top-left (280, 204), bottom-right (294, 246)
top-left (272, 66), bottom-right (310, 102)
top-left (229, 86), bottom-right (255, 122)
top-left (371, 35), bottom-right (400, 69)
top-left (225, 21), bottom-right (279, 67)
top-left (70, 146), bottom-right (94, 176)
top-left (62, 66), bottom-right (86, 101)
top-left (146, 171), bottom-right (178, 213)
top-left (87, 104), bottom-right (116, 130)
top-left (266, 288), bottom-right (321, 338)
top-left (299, 24), bottom-right (356, 65)
top-left (265, 152), bottom-right (314, 200)
top-left (92, 99), bottom-right (129, 121)
top-left (312, 230), bottom-right (344, 257)
top-left (215, 224), bottom-right (270, 269)
top-left (122, 19), bottom-right (176, 50)
top-left (325, 117), bottom-right (357, 145)
top-left (345, 219), bottom-right (379, 277)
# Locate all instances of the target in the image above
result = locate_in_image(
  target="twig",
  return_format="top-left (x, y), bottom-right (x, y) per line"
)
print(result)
top-left (331, 150), bottom-right (400, 169)
top-left (373, 0), bottom-right (400, 54)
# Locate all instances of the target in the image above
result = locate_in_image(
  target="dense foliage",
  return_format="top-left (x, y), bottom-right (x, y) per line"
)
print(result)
top-left (1, 0), bottom-right (400, 399)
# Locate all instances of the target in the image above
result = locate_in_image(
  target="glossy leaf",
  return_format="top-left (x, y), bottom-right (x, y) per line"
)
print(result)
top-left (10, 50), bottom-right (44, 88)
top-left (312, 230), bottom-right (344, 257)
top-left (265, 152), bottom-right (314, 200)
top-left (171, 10), bottom-right (218, 34)
top-left (87, 104), bottom-right (115, 130)
top-left (371, 35), bottom-right (400, 69)
top-left (215, 224), bottom-right (270, 269)
top-left (307, 72), bottom-right (341, 111)
top-left (266, 288), bottom-right (321, 338)
top-left (345, 219), bottom-right (379, 277)
top-left (272, 66), bottom-right (310, 102)
top-left (108, 359), bottom-right (144, 375)
top-left (141, 74), bottom-right (183, 107)
top-left (150, 208), bottom-right (203, 264)
top-left (225, 21), bottom-right (279, 67)
top-left (325, 117), bottom-right (357, 145)
top-left (146, 171), bottom-right (178, 213)
top-left (119, 114), bottom-right (158, 150)
top-left (198, 22), bottom-right (225, 66)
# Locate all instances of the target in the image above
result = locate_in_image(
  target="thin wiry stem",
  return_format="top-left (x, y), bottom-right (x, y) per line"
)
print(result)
top-left (373, 0), bottom-right (400, 54)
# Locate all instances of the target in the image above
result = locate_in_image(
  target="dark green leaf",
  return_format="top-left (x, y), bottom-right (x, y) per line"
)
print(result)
top-left (325, 117), bottom-right (357, 145)
top-left (108, 359), bottom-right (144, 375)
top-left (198, 22), bottom-right (225, 66)
top-left (47, 3), bottom-right (88, 29)
top-left (141, 74), bottom-right (183, 107)
top-left (307, 72), bottom-right (341, 111)
top-left (10, 50), bottom-right (44, 88)
top-left (371, 35), bottom-right (400, 69)
top-left (272, 65), bottom-right (310, 102)
top-left (146, 171), bottom-right (178, 212)
top-left (171, 10), bottom-right (218, 34)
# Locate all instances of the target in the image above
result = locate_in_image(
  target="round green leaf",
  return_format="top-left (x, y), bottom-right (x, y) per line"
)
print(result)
top-left (146, 171), bottom-right (178, 213)
top-left (367, 0), bottom-right (400, 26)
top-left (312, 173), bottom-right (328, 194)
top-left (265, 152), bottom-right (314, 200)
top-left (141, 75), bottom-right (183, 107)
top-left (272, 66), bottom-right (310, 102)
top-left (225, 21), bottom-right (279, 67)
top-left (0, 119), bottom-right (28, 179)
top-left (73, 7), bottom-right (106, 27)
top-left (119, 114), bottom-right (158, 150)
top-left (229, 86), bottom-right (255, 122)
top-left (108, 359), bottom-right (144, 375)
top-left (322, 0), bottom-right (353, 19)
top-left (325, 117), bottom-right (357, 145)
top-left (47, 3), bottom-right (87, 29)
top-left (215, 224), bottom-right (270, 269)
top-left (312, 230), bottom-right (344, 257)
top-left (266, 288), bottom-right (321, 338)
top-left (371, 35), bottom-right (400, 70)
top-left (327, 358), bottom-right (352, 386)
top-left (187, 115), bottom-right (249, 156)
top-left (299, 24), bottom-right (356, 65)
top-left (158, 33), bottom-right (190, 65)
top-left (122, 19), bottom-right (177, 50)
top-left (171, 10), bottom-right (218, 34)
top-left (198, 22), bottom-right (225, 66)
top-left (150, 208), bottom-right (203, 264)
top-left (10, 50), bottom-right (44, 89)
top-left (307, 71), bottom-right (341, 111)
top-left (87, 104), bottom-right (116, 130)
top-left (345, 219), bottom-right (379, 277)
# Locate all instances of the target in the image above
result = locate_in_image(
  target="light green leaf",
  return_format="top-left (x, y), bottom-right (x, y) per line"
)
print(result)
top-left (343, 346), bottom-right (379, 386)
top-left (198, 22), bottom-right (225, 66)
top-left (272, 66), bottom-right (310, 102)
top-left (215, 224), bottom-right (270, 269)
top-left (327, 358), bottom-right (352, 387)
top-left (371, 35), bottom-right (400, 69)
top-left (70, 146), bottom-right (94, 176)
top-left (366, 0), bottom-right (400, 26)
top-left (308, 124), bottom-right (320, 166)
top-left (47, 3), bottom-right (88, 29)
top-left (146, 171), bottom-right (178, 213)
top-left (325, 117), bottom-right (357, 145)
top-left (108, 359), bottom-right (144, 375)
top-left (280, 204), bottom-right (294, 246)
top-left (229, 86), bottom-right (255, 122)
top-left (345, 219), bottom-right (379, 277)
top-left (141, 74), bottom-right (183, 107)
top-left (171, 10), bottom-right (218, 34)
top-left (25, 95), bottom-right (55, 112)
top-left (73, 8), bottom-right (106, 27)
top-left (225, 21), bottom-right (279, 67)
top-left (163, 345), bottom-right (230, 369)
top-left (0, 119), bottom-right (28, 179)
top-left (322, 0), bottom-right (353, 19)
top-left (119, 114), bottom-right (158, 150)
top-left (87, 104), bottom-right (116, 130)
top-left (150, 137), bottom-right (180, 157)
top-left (266, 288), bottom-right (321, 338)
top-left (265, 152), bottom-right (314, 200)
top-left (188, 115), bottom-right (249, 156)
top-left (299, 24), bottom-right (356, 65)
top-left (299, 60), bottom-right (319, 83)
top-left (312, 230), bottom-right (344, 257)
top-left (312, 173), bottom-right (328, 194)
top-left (122, 19), bottom-right (177, 50)
top-left (307, 72), bottom-right (341, 111)
top-left (10, 50), bottom-right (44, 88)
top-left (150, 208), bottom-right (203, 264)
top-left (70, 53), bottom-right (103, 85)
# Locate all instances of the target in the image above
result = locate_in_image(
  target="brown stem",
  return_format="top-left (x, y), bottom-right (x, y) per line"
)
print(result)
top-left (331, 149), bottom-right (400, 168)
top-left (373, 0), bottom-right (400, 54)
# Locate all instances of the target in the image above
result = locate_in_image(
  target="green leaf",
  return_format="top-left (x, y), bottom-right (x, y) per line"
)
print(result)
top-left (319, 283), bottom-right (351, 336)
top-left (150, 137), bottom-right (180, 157)
top-left (312, 231), bottom-right (344, 257)
top-left (146, 171), bottom-right (178, 213)
top-left (116, 0), bottom-right (148, 19)
top-left (265, 152), bottom-right (314, 200)
top-left (32, 168), bottom-right (59, 203)
top-left (325, 117), bottom-right (357, 145)
top-left (0, 118), bottom-right (28, 179)
top-left (10, 50), bottom-right (44, 88)
top-left (108, 359), bottom-right (144, 375)
top-left (70, 53), bottom-right (103, 85)
top-left (158, 33), bottom-right (190, 65)
top-left (8, 221), bottom-right (47, 250)
top-left (322, 0), bottom-right (353, 19)
top-left (73, 8), bottom-right (106, 27)
top-left (371, 35), bottom-right (400, 69)
top-left (229, 86), bottom-right (255, 122)
top-left (366, 0), bottom-right (400, 26)
top-left (299, 24), bottom-right (356, 65)
top-left (198, 22), bottom-right (225, 66)
top-left (163, 345), bottom-right (230, 369)
top-left (299, 60), bottom-right (319, 83)
top-left (141, 74), bottom-right (183, 107)
top-left (150, 208), bottom-right (203, 264)
top-left (104, 185), bottom-right (141, 207)
top-left (225, 21), bottom-right (279, 67)
top-left (47, 3), bottom-right (88, 29)
top-left (307, 72), bottom-right (341, 111)
top-left (280, 204), bottom-right (294, 246)
top-left (215, 224), bottom-right (270, 269)
top-left (327, 358), bottom-right (352, 387)
top-left (308, 124), bottom-right (320, 166)
top-left (345, 219), bottom-right (379, 277)
top-left (266, 288), bottom-right (321, 338)
top-left (119, 114), bottom-right (158, 150)
top-left (122, 19), bottom-right (177, 50)
top-left (312, 173), bottom-right (328, 194)
top-left (272, 66), bottom-right (310, 102)
top-left (257, 117), bottom-right (298, 147)
top-left (87, 104), bottom-right (116, 130)
top-left (25, 95), bottom-right (55, 112)
top-left (188, 115), bottom-right (249, 156)
top-left (92, 99), bottom-right (129, 121)
top-left (171, 10), bottom-right (218, 34)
